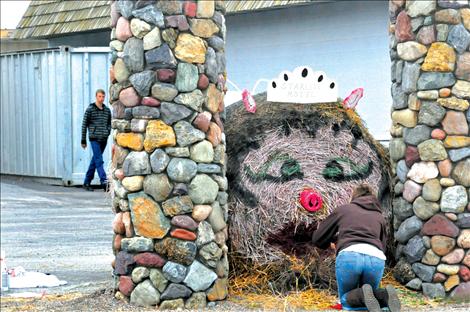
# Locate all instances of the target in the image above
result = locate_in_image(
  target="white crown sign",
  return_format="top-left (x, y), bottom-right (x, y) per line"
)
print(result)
top-left (267, 66), bottom-right (338, 104)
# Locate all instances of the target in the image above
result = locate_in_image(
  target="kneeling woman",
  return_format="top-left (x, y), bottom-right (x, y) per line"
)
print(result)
top-left (312, 184), bottom-right (400, 312)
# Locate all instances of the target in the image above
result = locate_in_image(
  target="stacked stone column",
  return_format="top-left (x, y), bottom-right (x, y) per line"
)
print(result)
top-left (108, 0), bottom-right (229, 308)
top-left (389, 0), bottom-right (470, 300)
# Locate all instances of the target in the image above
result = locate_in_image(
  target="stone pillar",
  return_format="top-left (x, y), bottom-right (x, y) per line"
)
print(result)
top-left (389, 0), bottom-right (470, 300)
top-left (109, 0), bottom-right (229, 308)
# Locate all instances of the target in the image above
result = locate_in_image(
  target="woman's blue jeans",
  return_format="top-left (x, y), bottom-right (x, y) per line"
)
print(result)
top-left (336, 251), bottom-right (385, 311)
top-left (84, 140), bottom-right (108, 185)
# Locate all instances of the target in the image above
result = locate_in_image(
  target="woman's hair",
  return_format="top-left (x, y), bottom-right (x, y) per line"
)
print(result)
top-left (351, 183), bottom-right (375, 199)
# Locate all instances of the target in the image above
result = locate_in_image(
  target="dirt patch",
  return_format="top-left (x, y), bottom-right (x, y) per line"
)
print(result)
top-left (2, 286), bottom-right (469, 312)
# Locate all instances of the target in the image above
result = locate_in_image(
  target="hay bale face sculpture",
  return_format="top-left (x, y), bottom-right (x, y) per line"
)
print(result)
top-left (226, 92), bottom-right (392, 292)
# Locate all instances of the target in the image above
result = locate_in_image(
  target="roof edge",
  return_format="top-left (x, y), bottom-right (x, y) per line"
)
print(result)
top-left (225, 0), bottom-right (333, 15)
top-left (14, 27), bottom-right (111, 40)
top-left (15, 0), bottom-right (335, 39)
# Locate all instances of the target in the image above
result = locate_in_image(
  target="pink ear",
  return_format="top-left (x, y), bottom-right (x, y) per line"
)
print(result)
top-left (342, 88), bottom-right (364, 110)
top-left (242, 89), bottom-right (257, 113)
top-left (300, 189), bottom-right (323, 212)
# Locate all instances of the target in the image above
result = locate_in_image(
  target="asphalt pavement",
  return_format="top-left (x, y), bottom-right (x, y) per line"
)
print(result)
top-left (0, 175), bottom-right (114, 295)
top-left (1, 177), bottom-right (470, 311)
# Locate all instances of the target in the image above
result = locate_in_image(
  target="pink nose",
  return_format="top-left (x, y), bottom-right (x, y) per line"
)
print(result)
top-left (300, 189), bottom-right (323, 212)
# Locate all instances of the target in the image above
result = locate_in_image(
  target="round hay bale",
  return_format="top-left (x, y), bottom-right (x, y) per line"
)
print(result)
top-left (225, 93), bottom-right (392, 293)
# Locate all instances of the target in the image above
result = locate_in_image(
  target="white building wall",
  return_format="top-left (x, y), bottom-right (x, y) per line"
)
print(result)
top-left (225, 1), bottom-right (391, 140)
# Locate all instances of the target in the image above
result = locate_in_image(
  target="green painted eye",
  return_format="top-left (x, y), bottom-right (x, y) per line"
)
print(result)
top-left (322, 157), bottom-right (373, 182)
top-left (244, 152), bottom-right (303, 183)
top-left (280, 159), bottom-right (302, 178)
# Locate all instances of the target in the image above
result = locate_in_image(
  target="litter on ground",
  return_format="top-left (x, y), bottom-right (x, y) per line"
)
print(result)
top-left (8, 267), bottom-right (67, 289)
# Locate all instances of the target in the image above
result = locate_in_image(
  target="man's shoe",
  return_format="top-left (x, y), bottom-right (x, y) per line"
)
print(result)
top-left (374, 285), bottom-right (401, 312)
top-left (84, 184), bottom-right (94, 191)
top-left (386, 285), bottom-right (401, 312)
top-left (345, 284), bottom-right (380, 312)
top-left (361, 284), bottom-right (381, 312)
top-left (101, 182), bottom-right (109, 192)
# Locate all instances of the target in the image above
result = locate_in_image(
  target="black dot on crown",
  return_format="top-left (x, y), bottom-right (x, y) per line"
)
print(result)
top-left (272, 81), bottom-right (277, 88)
top-left (330, 82), bottom-right (335, 89)
top-left (318, 75), bottom-right (323, 82)
top-left (284, 74), bottom-right (288, 81)
top-left (302, 68), bottom-right (308, 77)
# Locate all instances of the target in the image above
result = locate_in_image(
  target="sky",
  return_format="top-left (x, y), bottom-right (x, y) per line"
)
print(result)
top-left (1, 0), bottom-right (31, 29)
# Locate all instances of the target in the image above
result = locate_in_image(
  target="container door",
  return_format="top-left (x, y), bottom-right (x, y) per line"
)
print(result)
top-left (0, 49), bottom-right (67, 181)
top-left (70, 48), bottom-right (112, 185)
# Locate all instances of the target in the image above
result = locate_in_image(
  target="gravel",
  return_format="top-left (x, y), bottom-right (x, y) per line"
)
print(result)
top-left (1, 178), bottom-right (469, 311)
top-left (1, 287), bottom-right (470, 312)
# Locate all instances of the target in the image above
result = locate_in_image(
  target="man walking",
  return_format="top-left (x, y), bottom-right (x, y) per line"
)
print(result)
top-left (81, 89), bottom-right (112, 191)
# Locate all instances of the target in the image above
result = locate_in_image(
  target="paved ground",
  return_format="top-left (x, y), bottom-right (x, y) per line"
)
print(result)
top-left (1, 176), bottom-right (469, 311)
top-left (0, 175), bottom-right (114, 295)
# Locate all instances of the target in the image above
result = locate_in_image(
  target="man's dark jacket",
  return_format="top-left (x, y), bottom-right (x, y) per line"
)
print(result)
top-left (81, 103), bottom-right (112, 144)
top-left (312, 195), bottom-right (387, 255)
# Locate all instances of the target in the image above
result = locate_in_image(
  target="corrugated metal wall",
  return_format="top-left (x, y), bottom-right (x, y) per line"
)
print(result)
top-left (0, 47), bottom-right (111, 185)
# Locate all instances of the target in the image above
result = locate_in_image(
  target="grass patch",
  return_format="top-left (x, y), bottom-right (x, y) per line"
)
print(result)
top-left (228, 269), bottom-right (453, 310)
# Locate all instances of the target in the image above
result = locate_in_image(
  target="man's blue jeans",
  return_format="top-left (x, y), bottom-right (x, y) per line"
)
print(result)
top-left (84, 140), bottom-right (108, 185)
top-left (336, 251), bottom-right (385, 311)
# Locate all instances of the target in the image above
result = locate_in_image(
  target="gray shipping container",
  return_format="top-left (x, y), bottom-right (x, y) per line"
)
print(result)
top-left (1, 46), bottom-right (112, 185)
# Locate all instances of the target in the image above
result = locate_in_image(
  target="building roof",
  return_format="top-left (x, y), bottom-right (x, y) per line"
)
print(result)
top-left (1, 29), bottom-right (16, 38)
top-left (15, 0), bottom-right (110, 39)
top-left (225, 0), bottom-right (315, 14)
top-left (15, 0), bottom-right (318, 39)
